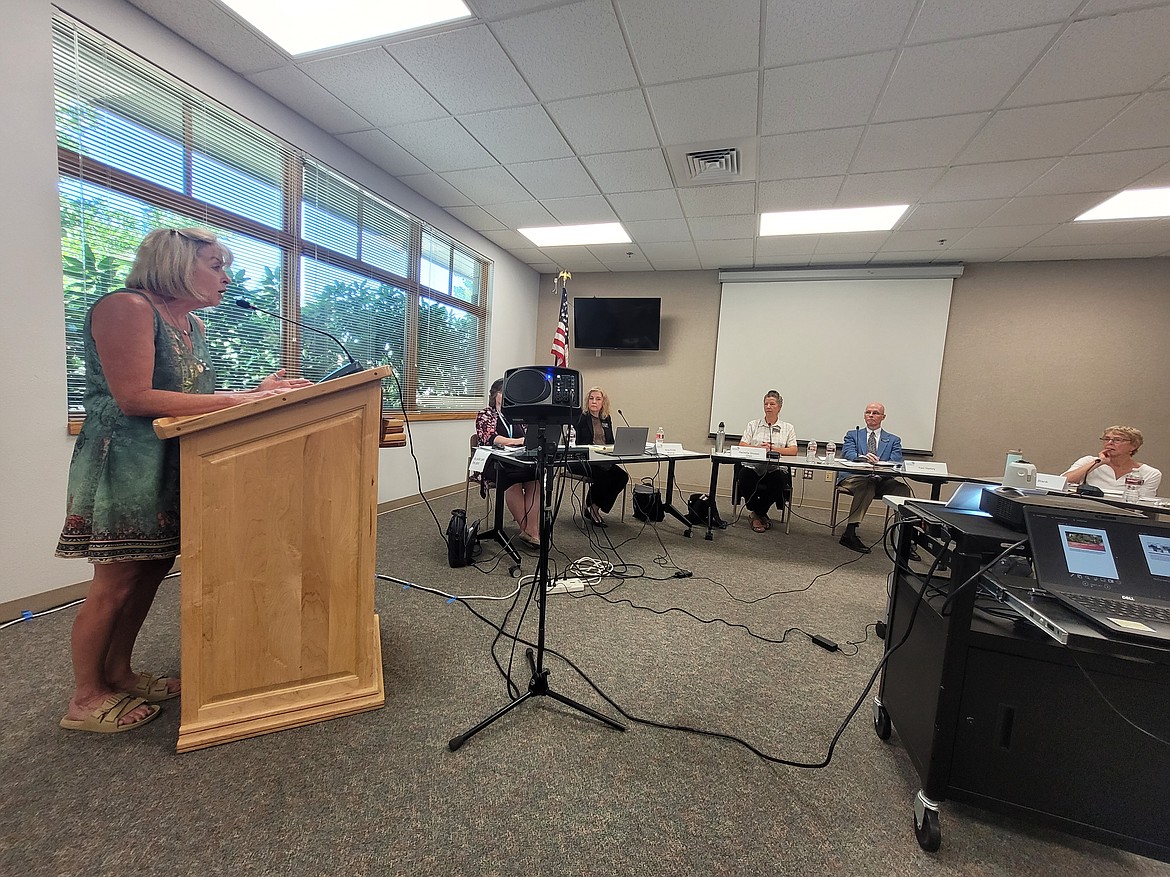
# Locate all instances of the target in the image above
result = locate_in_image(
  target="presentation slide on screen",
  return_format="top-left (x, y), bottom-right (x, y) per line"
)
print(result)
top-left (1058, 525), bottom-right (1119, 580)
top-left (1138, 534), bottom-right (1170, 579)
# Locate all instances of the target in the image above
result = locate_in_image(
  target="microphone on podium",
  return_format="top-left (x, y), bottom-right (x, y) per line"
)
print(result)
top-left (616, 409), bottom-right (632, 428)
top-left (235, 298), bottom-right (364, 381)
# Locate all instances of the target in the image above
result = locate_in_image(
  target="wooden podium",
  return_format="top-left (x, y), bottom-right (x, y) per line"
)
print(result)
top-left (154, 366), bottom-right (390, 752)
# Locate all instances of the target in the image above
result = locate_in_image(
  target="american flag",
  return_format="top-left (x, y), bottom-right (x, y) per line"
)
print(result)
top-left (550, 283), bottom-right (569, 367)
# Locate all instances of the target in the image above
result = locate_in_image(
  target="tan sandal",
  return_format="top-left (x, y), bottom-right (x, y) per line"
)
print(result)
top-left (750, 513), bottom-right (767, 533)
top-left (59, 693), bottom-right (160, 734)
top-left (128, 671), bottom-right (181, 702)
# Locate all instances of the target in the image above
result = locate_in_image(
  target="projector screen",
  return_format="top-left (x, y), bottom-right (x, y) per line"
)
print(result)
top-left (710, 278), bottom-right (953, 452)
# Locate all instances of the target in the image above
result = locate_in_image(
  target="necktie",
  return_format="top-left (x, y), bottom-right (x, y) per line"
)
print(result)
top-left (867, 431), bottom-right (877, 456)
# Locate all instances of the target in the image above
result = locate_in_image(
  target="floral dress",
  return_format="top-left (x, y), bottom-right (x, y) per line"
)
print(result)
top-left (56, 290), bottom-right (215, 562)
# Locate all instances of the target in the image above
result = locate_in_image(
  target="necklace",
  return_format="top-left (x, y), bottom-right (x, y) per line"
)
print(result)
top-left (158, 296), bottom-right (190, 337)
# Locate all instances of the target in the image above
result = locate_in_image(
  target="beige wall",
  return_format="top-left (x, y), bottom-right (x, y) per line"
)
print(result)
top-left (535, 259), bottom-right (1170, 505)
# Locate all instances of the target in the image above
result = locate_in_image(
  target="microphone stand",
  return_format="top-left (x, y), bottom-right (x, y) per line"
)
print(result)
top-left (449, 421), bottom-right (626, 751)
top-left (235, 298), bottom-right (364, 381)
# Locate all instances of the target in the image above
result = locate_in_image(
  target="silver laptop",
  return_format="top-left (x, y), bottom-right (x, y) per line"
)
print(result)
top-left (1024, 506), bottom-right (1170, 643)
top-left (597, 426), bottom-right (649, 456)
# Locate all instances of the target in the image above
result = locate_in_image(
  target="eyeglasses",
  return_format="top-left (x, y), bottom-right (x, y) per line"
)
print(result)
top-left (1100, 436), bottom-right (1132, 444)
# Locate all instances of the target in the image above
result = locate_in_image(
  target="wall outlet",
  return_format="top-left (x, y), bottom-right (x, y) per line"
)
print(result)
top-left (802, 469), bottom-right (814, 479)
top-left (825, 471), bottom-right (832, 481)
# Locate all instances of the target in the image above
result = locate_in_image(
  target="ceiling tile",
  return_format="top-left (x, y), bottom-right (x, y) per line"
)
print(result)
top-left (606, 190), bottom-right (685, 222)
top-left (470, 0), bottom-right (557, 20)
top-left (696, 239), bottom-right (755, 268)
top-left (397, 173), bottom-right (474, 208)
top-left (957, 97), bottom-right (1134, 164)
top-left (508, 157), bottom-right (599, 199)
top-left (617, 0), bottom-right (761, 84)
top-left (639, 241), bottom-right (699, 260)
top-left (758, 128), bottom-right (865, 180)
top-left (761, 52), bottom-right (895, 135)
top-left (580, 150), bottom-right (673, 194)
top-left (480, 201), bottom-right (556, 228)
top-left (646, 73), bottom-right (760, 145)
top-left (898, 200), bottom-right (1009, 230)
top-left (836, 169), bottom-right (943, 205)
top-left (541, 196), bottom-right (618, 224)
top-left (907, 0), bottom-right (1083, 43)
top-left (440, 166), bottom-right (532, 204)
top-left (874, 26), bottom-right (1060, 122)
top-left (678, 183), bottom-right (757, 217)
top-left (385, 118), bottom-right (497, 172)
top-left (458, 105), bottom-right (572, 163)
top-left (535, 247), bottom-right (607, 271)
top-left (852, 113), bottom-right (988, 173)
top-left (481, 229), bottom-right (543, 251)
top-left (981, 193), bottom-right (1111, 226)
top-left (687, 215), bottom-right (756, 240)
top-left (1005, 6), bottom-right (1170, 107)
top-left (300, 49), bottom-right (446, 127)
top-left (491, 0), bottom-right (639, 101)
top-left (951, 225), bottom-right (1051, 249)
top-left (758, 177), bottom-right (843, 211)
top-left (923, 158), bottom-right (1059, 201)
top-left (881, 228), bottom-right (963, 251)
top-left (336, 130), bottom-right (430, 177)
top-left (1074, 91), bottom-right (1170, 154)
top-left (1020, 148), bottom-right (1170, 196)
top-left (545, 90), bottom-right (659, 156)
top-left (387, 25), bottom-right (535, 114)
top-left (1003, 242), bottom-right (1168, 260)
top-left (625, 219), bottom-right (692, 243)
top-left (443, 205), bottom-right (508, 232)
top-left (762, 0), bottom-right (919, 66)
top-left (1025, 221), bottom-right (1134, 246)
top-left (813, 231), bottom-right (891, 254)
top-left (127, 0), bottom-right (289, 74)
top-left (755, 235), bottom-right (819, 258)
top-left (246, 67), bottom-right (369, 134)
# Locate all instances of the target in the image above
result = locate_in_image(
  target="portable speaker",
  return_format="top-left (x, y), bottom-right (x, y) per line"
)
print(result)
top-left (501, 366), bottom-right (581, 423)
top-left (446, 508), bottom-right (479, 568)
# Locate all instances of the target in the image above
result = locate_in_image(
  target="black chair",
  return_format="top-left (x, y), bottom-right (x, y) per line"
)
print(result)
top-left (730, 461), bottom-right (791, 534)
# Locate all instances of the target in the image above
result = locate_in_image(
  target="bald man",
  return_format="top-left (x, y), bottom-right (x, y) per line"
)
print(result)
top-left (836, 403), bottom-right (911, 554)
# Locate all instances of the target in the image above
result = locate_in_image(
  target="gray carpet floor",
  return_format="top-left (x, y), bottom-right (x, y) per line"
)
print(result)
top-left (3, 484), bottom-right (1168, 876)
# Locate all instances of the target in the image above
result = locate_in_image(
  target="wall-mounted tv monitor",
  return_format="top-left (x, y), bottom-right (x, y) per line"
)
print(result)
top-left (573, 297), bottom-right (661, 351)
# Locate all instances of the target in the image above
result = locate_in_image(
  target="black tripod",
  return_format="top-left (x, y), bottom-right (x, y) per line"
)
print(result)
top-left (449, 424), bottom-right (626, 751)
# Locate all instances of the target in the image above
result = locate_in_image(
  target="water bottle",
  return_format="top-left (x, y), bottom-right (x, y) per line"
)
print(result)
top-left (655, 426), bottom-right (665, 455)
top-left (806, 440), bottom-right (817, 462)
top-left (1124, 472), bottom-right (1145, 502)
top-left (715, 421), bottom-right (725, 454)
top-left (825, 440), bottom-right (836, 462)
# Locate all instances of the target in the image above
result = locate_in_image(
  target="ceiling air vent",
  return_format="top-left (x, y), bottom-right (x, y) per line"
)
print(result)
top-left (685, 148), bottom-right (739, 181)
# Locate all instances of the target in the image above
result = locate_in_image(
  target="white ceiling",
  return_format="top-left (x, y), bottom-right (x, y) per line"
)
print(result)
top-left (127, 0), bottom-right (1170, 272)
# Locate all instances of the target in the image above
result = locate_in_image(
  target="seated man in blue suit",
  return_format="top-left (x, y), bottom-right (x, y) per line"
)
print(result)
top-left (837, 403), bottom-right (911, 554)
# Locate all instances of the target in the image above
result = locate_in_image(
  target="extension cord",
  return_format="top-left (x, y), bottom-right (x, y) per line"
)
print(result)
top-left (547, 577), bottom-right (587, 595)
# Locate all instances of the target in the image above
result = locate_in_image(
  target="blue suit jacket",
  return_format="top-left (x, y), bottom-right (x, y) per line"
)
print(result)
top-left (836, 428), bottom-right (903, 485)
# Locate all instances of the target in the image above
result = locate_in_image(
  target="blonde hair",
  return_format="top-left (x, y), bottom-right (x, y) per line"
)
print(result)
top-left (125, 227), bottom-right (232, 304)
top-left (583, 386), bottom-right (611, 420)
top-left (1103, 425), bottom-right (1144, 451)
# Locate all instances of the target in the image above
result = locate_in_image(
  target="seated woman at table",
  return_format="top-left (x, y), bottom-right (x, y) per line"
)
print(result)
top-left (737, 389), bottom-right (797, 533)
top-left (569, 386), bottom-right (630, 526)
top-left (476, 378), bottom-right (541, 546)
top-left (1062, 425), bottom-right (1162, 497)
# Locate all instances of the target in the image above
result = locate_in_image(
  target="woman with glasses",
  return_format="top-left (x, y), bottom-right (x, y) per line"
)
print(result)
top-left (1062, 426), bottom-right (1162, 497)
top-left (55, 228), bottom-right (310, 734)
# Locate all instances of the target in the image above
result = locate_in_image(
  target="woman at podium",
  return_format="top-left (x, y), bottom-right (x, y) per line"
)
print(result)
top-left (55, 228), bottom-right (308, 733)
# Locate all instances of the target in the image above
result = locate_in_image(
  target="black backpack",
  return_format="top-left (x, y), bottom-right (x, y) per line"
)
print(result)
top-left (685, 493), bottom-right (725, 528)
top-left (446, 508), bottom-right (479, 567)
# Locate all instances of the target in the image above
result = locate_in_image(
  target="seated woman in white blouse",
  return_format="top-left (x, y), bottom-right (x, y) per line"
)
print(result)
top-left (1062, 425), bottom-right (1162, 497)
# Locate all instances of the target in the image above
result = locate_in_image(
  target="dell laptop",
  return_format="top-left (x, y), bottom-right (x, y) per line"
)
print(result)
top-left (1024, 506), bottom-right (1170, 643)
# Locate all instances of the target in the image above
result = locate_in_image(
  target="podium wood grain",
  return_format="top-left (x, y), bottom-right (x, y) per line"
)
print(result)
top-left (155, 367), bottom-right (390, 751)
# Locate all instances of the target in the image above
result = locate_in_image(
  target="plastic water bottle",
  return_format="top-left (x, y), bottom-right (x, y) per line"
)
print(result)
top-left (1124, 472), bottom-right (1145, 502)
top-left (715, 421), bottom-right (725, 454)
top-left (806, 440), bottom-right (817, 462)
top-left (825, 440), bottom-right (836, 462)
top-left (655, 426), bottom-right (665, 455)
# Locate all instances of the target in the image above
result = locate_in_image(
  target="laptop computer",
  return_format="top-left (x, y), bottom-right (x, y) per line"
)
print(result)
top-left (596, 426), bottom-right (649, 456)
top-left (1023, 506), bottom-right (1170, 643)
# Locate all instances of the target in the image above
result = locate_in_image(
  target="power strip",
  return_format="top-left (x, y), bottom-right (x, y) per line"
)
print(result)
top-left (547, 577), bottom-right (587, 595)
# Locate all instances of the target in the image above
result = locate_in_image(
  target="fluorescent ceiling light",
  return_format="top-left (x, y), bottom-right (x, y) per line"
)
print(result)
top-left (759, 205), bottom-right (909, 236)
top-left (1075, 187), bottom-right (1170, 221)
top-left (518, 223), bottom-right (631, 247)
top-left (218, 0), bottom-right (472, 55)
